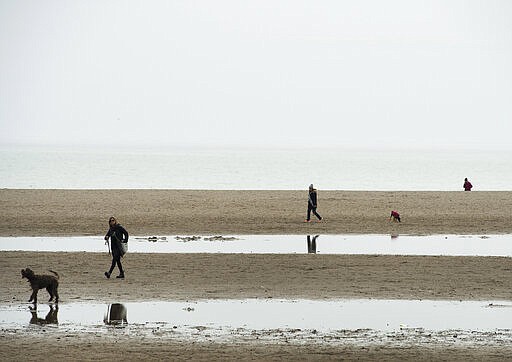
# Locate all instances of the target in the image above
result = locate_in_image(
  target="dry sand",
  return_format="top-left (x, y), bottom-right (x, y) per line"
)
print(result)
top-left (2, 189), bottom-right (512, 236)
top-left (1, 189), bottom-right (512, 361)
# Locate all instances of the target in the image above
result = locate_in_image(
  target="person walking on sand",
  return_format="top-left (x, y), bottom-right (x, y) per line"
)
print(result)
top-left (104, 216), bottom-right (128, 279)
top-left (305, 184), bottom-right (322, 222)
top-left (463, 178), bottom-right (473, 191)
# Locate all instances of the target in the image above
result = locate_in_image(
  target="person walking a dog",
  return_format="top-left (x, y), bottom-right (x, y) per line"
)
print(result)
top-left (305, 184), bottom-right (322, 222)
top-left (463, 178), bottom-right (473, 191)
top-left (104, 216), bottom-right (128, 279)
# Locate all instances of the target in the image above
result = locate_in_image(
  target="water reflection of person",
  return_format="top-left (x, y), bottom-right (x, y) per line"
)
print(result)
top-left (307, 235), bottom-right (318, 254)
top-left (29, 305), bottom-right (59, 325)
top-left (104, 303), bottom-right (128, 326)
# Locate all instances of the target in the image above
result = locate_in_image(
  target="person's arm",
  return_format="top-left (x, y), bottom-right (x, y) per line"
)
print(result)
top-left (104, 228), bottom-right (112, 241)
top-left (118, 225), bottom-right (129, 242)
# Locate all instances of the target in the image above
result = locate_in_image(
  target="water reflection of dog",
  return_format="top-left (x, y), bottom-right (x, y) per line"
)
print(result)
top-left (104, 303), bottom-right (128, 326)
top-left (29, 305), bottom-right (59, 325)
top-left (307, 235), bottom-right (319, 254)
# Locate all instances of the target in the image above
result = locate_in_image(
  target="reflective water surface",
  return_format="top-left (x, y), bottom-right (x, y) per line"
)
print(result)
top-left (1, 299), bottom-right (512, 332)
top-left (3, 299), bottom-right (512, 346)
top-left (1, 234), bottom-right (511, 256)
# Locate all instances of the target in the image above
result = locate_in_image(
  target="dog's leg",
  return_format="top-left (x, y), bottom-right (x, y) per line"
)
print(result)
top-left (29, 306), bottom-right (38, 324)
top-left (45, 306), bottom-right (58, 324)
top-left (31, 289), bottom-right (38, 304)
top-left (47, 287), bottom-right (54, 302)
top-left (50, 286), bottom-right (59, 303)
top-left (29, 289), bottom-right (36, 303)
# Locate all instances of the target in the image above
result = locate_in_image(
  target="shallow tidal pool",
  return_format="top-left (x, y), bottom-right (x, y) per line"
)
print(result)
top-left (1, 234), bottom-right (511, 256)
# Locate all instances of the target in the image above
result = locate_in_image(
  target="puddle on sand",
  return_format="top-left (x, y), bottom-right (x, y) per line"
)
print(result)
top-left (0, 299), bottom-right (512, 344)
top-left (1, 234), bottom-right (512, 256)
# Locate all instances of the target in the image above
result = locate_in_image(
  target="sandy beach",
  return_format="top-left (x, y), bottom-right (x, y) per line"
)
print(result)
top-left (1, 189), bottom-right (512, 361)
top-left (2, 189), bottom-right (512, 236)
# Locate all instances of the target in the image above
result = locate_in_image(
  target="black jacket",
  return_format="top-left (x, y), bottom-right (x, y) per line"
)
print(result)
top-left (105, 224), bottom-right (129, 257)
top-left (308, 190), bottom-right (318, 207)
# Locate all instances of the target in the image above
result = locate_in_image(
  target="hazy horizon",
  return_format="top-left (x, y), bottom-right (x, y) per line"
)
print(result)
top-left (1, 1), bottom-right (511, 150)
top-left (3, 140), bottom-right (512, 152)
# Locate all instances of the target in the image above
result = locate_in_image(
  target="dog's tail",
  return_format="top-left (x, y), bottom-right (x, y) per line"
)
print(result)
top-left (48, 270), bottom-right (59, 279)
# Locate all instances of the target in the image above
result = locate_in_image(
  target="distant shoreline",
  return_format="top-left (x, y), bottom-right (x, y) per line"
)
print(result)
top-left (2, 189), bottom-right (512, 236)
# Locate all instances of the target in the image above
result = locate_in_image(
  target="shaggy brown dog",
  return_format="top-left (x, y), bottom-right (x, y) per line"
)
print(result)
top-left (21, 268), bottom-right (59, 304)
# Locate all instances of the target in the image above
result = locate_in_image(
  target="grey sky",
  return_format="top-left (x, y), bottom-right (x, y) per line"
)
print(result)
top-left (1, 0), bottom-right (511, 149)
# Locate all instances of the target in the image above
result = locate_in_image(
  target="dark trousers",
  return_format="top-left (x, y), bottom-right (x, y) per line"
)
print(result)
top-left (108, 254), bottom-right (124, 275)
top-left (307, 203), bottom-right (322, 221)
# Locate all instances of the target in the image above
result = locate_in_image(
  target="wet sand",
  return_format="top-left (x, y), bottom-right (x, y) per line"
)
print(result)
top-left (2, 332), bottom-right (512, 361)
top-left (3, 252), bottom-right (512, 303)
top-left (1, 189), bottom-right (512, 360)
top-left (3, 251), bottom-right (512, 361)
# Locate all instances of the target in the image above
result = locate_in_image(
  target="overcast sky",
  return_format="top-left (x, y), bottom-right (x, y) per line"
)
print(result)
top-left (1, 0), bottom-right (511, 149)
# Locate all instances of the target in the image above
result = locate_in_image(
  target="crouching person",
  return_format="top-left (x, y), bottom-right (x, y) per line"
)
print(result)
top-left (390, 210), bottom-right (401, 222)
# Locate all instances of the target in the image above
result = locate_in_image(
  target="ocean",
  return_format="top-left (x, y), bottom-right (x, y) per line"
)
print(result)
top-left (1, 145), bottom-right (511, 190)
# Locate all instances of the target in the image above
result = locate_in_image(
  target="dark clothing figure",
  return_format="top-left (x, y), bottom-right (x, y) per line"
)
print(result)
top-left (306, 184), bottom-right (322, 222)
top-left (105, 224), bottom-right (129, 258)
top-left (463, 178), bottom-right (473, 191)
top-left (104, 217), bottom-right (128, 279)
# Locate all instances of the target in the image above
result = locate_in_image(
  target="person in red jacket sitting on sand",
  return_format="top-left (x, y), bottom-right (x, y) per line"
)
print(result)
top-left (463, 178), bottom-right (473, 191)
top-left (389, 210), bottom-right (401, 222)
